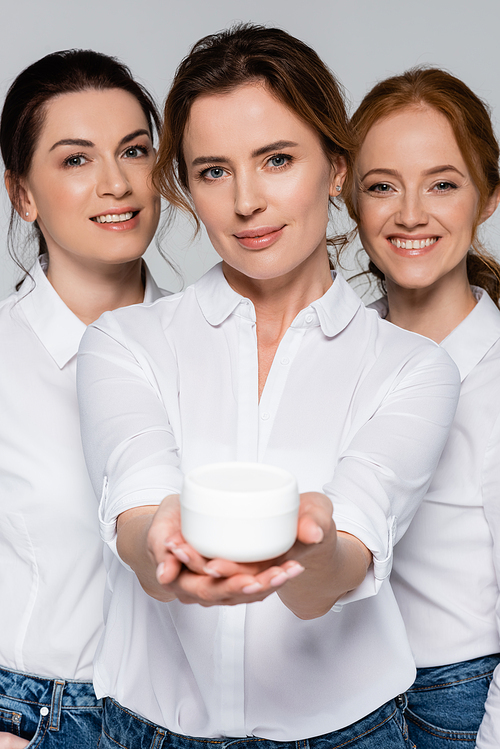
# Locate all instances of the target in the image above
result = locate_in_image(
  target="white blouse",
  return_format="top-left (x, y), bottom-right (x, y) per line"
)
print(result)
top-left (0, 255), bottom-right (164, 681)
top-left (372, 289), bottom-right (500, 749)
top-left (77, 263), bottom-right (460, 740)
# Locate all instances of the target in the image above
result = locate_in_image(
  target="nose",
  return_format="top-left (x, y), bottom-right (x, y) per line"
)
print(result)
top-left (96, 158), bottom-right (132, 199)
top-left (233, 172), bottom-right (267, 217)
top-left (396, 189), bottom-right (428, 229)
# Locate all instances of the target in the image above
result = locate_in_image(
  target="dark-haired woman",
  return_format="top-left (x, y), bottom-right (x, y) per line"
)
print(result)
top-left (78, 26), bottom-right (460, 748)
top-left (0, 50), bottom-right (164, 748)
top-left (345, 67), bottom-right (500, 748)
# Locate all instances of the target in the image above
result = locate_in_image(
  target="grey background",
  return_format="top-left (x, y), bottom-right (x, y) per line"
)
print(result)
top-left (1, 0), bottom-right (499, 301)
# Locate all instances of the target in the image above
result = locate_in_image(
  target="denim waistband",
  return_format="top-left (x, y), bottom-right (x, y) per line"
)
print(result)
top-left (0, 664), bottom-right (101, 708)
top-left (102, 695), bottom-right (401, 748)
top-left (412, 653), bottom-right (500, 690)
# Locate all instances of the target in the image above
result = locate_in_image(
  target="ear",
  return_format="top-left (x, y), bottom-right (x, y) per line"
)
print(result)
top-left (5, 170), bottom-right (38, 223)
top-left (329, 155), bottom-right (348, 198)
top-left (478, 184), bottom-right (500, 225)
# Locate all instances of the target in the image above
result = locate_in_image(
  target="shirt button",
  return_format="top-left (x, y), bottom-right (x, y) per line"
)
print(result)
top-left (305, 314), bottom-right (314, 324)
top-left (280, 357), bottom-right (290, 365)
top-left (261, 412), bottom-right (270, 420)
top-left (40, 707), bottom-right (49, 717)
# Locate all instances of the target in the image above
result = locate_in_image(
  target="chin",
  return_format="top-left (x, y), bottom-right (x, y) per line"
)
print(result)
top-left (387, 275), bottom-right (438, 292)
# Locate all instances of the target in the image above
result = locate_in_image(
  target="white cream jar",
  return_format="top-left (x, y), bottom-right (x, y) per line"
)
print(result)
top-left (180, 462), bottom-right (300, 562)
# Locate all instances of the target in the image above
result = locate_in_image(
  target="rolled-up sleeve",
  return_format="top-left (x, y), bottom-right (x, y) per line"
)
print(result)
top-left (324, 345), bottom-right (460, 605)
top-left (77, 313), bottom-right (183, 545)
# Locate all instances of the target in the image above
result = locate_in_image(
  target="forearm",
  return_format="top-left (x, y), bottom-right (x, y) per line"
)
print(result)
top-left (116, 504), bottom-right (177, 601)
top-left (278, 532), bottom-right (371, 620)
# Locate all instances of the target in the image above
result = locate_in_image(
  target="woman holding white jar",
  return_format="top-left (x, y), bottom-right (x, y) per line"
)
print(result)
top-left (344, 67), bottom-right (500, 748)
top-left (0, 49), bottom-right (164, 749)
top-left (78, 25), bottom-right (460, 749)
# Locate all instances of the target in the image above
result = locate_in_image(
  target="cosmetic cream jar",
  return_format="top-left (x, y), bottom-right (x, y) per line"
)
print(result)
top-left (180, 462), bottom-right (300, 562)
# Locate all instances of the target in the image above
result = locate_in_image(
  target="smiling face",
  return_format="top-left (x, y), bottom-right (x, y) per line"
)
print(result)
top-left (356, 105), bottom-right (495, 294)
top-left (182, 83), bottom-right (345, 290)
top-left (19, 88), bottom-right (160, 270)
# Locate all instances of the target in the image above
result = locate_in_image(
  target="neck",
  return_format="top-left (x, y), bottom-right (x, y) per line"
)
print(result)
top-left (222, 247), bottom-right (333, 345)
top-left (384, 265), bottom-right (476, 343)
top-left (45, 252), bottom-right (145, 326)
top-left (222, 246), bottom-right (333, 402)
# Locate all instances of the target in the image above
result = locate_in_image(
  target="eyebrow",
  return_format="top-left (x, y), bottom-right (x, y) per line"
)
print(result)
top-left (49, 128), bottom-right (151, 152)
top-left (361, 164), bottom-right (465, 181)
top-left (191, 140), bottom-right (299, 167)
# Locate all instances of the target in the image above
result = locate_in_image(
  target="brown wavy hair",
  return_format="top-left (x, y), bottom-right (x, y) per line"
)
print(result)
top-left (153, 23), bottom-right (353, 242)
top-left (343, 67), bottom-right (500, 305)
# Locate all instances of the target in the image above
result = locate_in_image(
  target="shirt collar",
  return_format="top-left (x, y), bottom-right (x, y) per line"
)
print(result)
top-left (194, 263), bottom-right (255, 325)
top-left (441, 287), bottom-right (500, 381)
top-left (370, 288), bottom-right (500, 382)
top-left (300, 271), bottom-right (362, 336)
top-left (194, 262), bottom-right (362, 336)
top-left (17, 256), bottom-right (87, 369)
top-left (18, 255), bottom-right (163, 369)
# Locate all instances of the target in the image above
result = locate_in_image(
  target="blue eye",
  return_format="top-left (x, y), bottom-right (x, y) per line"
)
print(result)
top-left (269, 155), bottom-right (288, 168)
top-left (208, 167), bottom-right (224, 179)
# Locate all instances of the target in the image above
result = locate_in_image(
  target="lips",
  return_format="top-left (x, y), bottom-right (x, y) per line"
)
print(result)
top-left (389, 236), bottom-right (439, 250)
top-left (90, 208), bottom-right (140, 231)
top-left (234, 225), bottom-right (285, 250)
top-left (387, 235), bottom-right (441, 256)
top-left (90, 209), bottom-right (139, 224)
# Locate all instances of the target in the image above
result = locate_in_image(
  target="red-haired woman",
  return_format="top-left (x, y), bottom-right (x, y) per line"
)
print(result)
top-left (345, 67), bottom-right (500, 748)
top-left (78, 27), bottom-right (460, 749)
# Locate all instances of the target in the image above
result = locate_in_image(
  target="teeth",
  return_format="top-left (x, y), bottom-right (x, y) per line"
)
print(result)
top-left (94, 211), bottom-right (134, 224)
top-left (390, 237), bottom-right (437, 249)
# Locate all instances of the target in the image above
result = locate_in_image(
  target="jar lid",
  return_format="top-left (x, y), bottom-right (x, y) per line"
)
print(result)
top-left (181, 462), bottom-right (299, 518)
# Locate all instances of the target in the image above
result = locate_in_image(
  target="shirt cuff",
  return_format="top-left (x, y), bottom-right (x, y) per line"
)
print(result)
top-left (333, 514), bottom-right (398, 607)
top-left (98, 467), bottom-right (183, 544)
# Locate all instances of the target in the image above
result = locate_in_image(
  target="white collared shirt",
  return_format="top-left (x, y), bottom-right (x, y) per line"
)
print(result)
top-left (0, 255), bottom-right (164, 681)
top-left (371, 289), bottom-right (500, 749)
top-left (77, 263), bottom-right (460, 739)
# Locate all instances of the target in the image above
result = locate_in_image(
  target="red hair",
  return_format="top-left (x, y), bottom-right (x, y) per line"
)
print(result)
top-left (343, 67), bottom-right (500, 304)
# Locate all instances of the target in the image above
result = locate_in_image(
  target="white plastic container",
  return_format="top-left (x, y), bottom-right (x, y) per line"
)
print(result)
top-left (180, 462), bottom-right (300, 562)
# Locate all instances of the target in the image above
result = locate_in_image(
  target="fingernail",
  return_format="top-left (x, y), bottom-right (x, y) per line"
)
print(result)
top-left (286, 563), bottom-right (305, 579)
top-left (172, 548), bottom-right (190, 565)
top-left (156, 562), bottom-right (164, 581)
top-left (242, 582), bottom-right (262, 594)
top-left (312, 526), bottom-right (324, 544)
top-left (165, 541), bottom-right (176, 550)
top-left (270, 572), bottom-right (289, 587)
top-left (203, 566), bottom-right (222, 578)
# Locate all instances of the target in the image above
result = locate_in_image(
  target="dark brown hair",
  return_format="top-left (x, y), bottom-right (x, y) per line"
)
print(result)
top-left (344, 66), bottom-right (500, 304)
top-left (153, 23), bottom-right (353, 237)
top-left (1, 49), bottom-right (161, 288)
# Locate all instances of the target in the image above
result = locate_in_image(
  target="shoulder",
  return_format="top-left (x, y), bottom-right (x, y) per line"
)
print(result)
top-left (79, 285), bottom-right (198, 361)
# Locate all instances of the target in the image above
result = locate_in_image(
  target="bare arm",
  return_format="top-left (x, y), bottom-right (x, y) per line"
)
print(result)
top-left (116, 492), bottom-right (371, 617)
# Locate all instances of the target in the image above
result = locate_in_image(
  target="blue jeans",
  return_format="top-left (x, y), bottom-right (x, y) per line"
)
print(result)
top-left (99, 695), bottom-right (414, 749)
top-left (405, 654), bottom-right (500, 748)
top-left (0, 664), bottom-right (102, 747)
